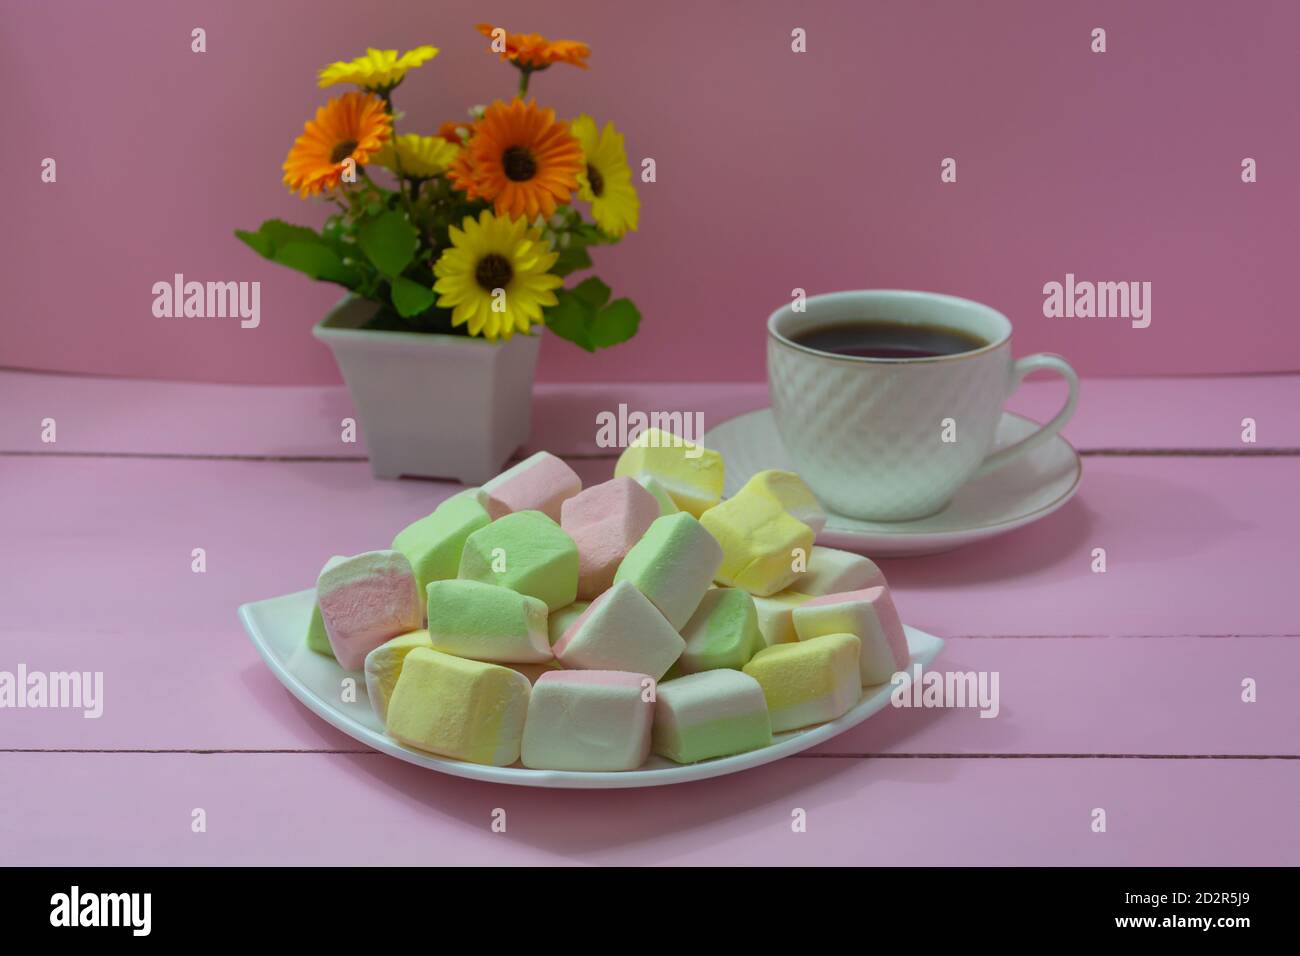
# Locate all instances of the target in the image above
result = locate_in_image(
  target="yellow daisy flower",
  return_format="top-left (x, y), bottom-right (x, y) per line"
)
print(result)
top-left (571, 115), bottom-right (639, 237)
top-left (374, 134), bottom-right (461, 179)
top-left (318, 45), bottom-right (439, 90)
top-left (433, 210), bottom-right (562, 341)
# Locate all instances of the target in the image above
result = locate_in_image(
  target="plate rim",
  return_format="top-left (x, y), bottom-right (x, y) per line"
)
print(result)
top-left (704, 407), bottom-right (1082, 540)
top-left (240, 589), bottom-right (944, 790)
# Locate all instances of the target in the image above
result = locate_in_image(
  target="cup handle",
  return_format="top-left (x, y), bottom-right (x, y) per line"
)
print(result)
top-left (972, 353), bottom-right (1079, 478)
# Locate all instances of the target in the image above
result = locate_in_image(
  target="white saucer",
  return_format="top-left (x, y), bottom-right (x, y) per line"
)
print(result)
top-left (704, 408), bottom-right (1082, 557)
top-left (239, 589), bottom-right (944, 789)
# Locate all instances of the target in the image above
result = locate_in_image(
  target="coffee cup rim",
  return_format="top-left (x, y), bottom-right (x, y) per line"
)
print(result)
top-left (767, 289), bottom-right (1011, 365)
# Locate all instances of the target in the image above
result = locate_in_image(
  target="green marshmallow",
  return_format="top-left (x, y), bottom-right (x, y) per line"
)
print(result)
top-left (393, 489), bottom-right (496, 592)
top-left (659, 711), bottom-right (773, 764)
top-left (458, 511), bottom-right (579, 611)
top-left (678, 587), bottom-right (764, 673)
top-left (613, 512), bottom-right (723, 630)
top-left (425, 579), bottom-right (551, 663)
top-left (305, 602), bottom-right (336, 659)
top-left (653, 670), bottom-right (773, 764)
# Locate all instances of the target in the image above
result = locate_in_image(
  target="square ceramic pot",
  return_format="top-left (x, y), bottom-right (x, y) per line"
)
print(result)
top-left (314, 296), bottom-right (541, 484)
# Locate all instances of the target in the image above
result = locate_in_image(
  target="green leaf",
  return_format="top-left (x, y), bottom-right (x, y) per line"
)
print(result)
top-left (543, 287), bottom-right (597, 352)
top-left (551, 243), bottom-right (592, 278)
top-left (571, 221), bottom-right (606, 244)
top-left (235, 220), bottom-right (360, 286)
top-left (273, 241), bottom-right (356, 284)
top-left (590, 297), bottom-right (641, 349)
top-left (543, 281), bottom-right (641, 352)
top-left (235, 219), bottom-right (326, 259)
top-left (357, 211), bottom-right (418, 277)
top-left (572, 276), bottom-right (611, 310)
top-left (390, 276), bottom-right (437, 318)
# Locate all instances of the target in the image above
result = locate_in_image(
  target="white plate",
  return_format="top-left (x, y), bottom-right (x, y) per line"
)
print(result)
top-left (240, 589), bottom-right (944, 789)
top-left (705, 408), bottom-right (1082, 557)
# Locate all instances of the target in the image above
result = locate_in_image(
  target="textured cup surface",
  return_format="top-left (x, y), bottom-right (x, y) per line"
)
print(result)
top-left (767, 291), bottom-right (1014, 521)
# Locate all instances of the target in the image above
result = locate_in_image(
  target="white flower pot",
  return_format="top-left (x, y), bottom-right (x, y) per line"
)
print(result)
top-left (314, 296), bottom-right (541, 484)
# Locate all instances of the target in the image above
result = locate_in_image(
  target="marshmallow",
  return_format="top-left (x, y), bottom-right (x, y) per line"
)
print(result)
top-left (742, 633), bottom-right (862, 732)
top-left (458, 510), bottom-right (580, 611)
top-left (700, 492), bottom-right (815, 597)
top-left (364, 629), bottom-right (433, 721)
top-left (793, 586), bottom-right (909, 686)
top-left (482, 451), bottom-right (581, 521)
top-left (736, 469), bottom-right (827, 536)
top-left (653, 670), bottom-right (772, 764)
top-left (677, 587), bottom-right (764, 674)
top-left (425, 579), bottom-right (551, 663)
top-left (561, 477), bottom-right (661, 599)
top-left (547, 600), bottom-right (589, 646)
top-left (614, 512), bottom-right (723, 629)
top-left (613, 427), bottom-right (724, 517)
top-left (305, 556), bottom-right (345, 658)
top-left (634, 475), bottom-right (680, 516)
top-left (305, 601), bottom-right (335, 659)
top-left (317, 551), bottom-right (423, 670)
top-left (392, 488), bottom-right (506, 592)
top-left (792, 546), bottom-right (886, 597)
top-left (553, 579), bottom-right (685, 680)
top-left (751, 590), bottom-right (812, 647)
top-left (521, 670), bottom-right (654, 771)
top-left (385, 647), bottom-right (531, 765)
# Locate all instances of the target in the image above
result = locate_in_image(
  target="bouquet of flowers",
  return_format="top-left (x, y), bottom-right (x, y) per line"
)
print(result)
top-left (237, 24), bottom-right (641, 350)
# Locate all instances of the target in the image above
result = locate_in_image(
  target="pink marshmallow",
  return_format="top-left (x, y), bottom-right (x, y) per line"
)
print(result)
top-left (482, 451), bottom-right (581, 521)
top-left (554, 580), bottom-right (684, 680)
top-left (316, 551), bottom-right (422, 670)
top-left (560, 477), bottom-right (661, 599)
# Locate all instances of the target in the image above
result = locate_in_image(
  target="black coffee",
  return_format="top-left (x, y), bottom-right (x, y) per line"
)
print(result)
top-left (792, 320), bottom-right (986, 359)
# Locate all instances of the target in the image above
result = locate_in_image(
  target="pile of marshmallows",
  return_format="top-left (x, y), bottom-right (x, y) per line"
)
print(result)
top-left (306, 428), bottom-right (908, 771)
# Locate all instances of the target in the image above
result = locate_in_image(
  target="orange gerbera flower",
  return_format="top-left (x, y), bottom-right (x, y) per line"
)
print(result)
top-left (450, 99), bottom-right (583, 220)
top-left (448, 148), bottom-right (482, 199)
top-left (475, 23), bottom-right (590, 70)
top-left (436, 119), bottom-right (472, 145)
top-left (282, 92), bottom-right (391, 198)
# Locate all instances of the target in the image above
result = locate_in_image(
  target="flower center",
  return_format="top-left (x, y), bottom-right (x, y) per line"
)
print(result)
top-left (586, 163), bottom-right (605, 197)
top-left (330, 140), bottom-right (358, 164)
top-left (502, 146), bottom-right (538, 182)
top-left (475, 253), bottom-right (514, 292)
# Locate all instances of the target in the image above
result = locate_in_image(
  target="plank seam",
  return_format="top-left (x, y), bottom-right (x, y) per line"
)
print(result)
top-left (2, 749), bottom-right (1296, 759)
top-left (3, 448), bottom-right (1300, 462)
top-left (944, 633), bottom-right (1300, 640)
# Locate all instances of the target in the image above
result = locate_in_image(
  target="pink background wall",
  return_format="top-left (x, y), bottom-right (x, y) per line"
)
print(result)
top-left (4, 0), bottom-right (1298, 384)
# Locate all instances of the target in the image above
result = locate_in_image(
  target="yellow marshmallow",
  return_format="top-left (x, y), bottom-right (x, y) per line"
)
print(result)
top-left (751, 590), bottom-right (813, 646)
top-left (742, 632), bottom-right (861, 732)
top-left (363, 629), bottom-right (433, 722)
top-left (385, 647), bottom-right (530, 766)
top-left (700, 492), bottom-right (815, 597)
top-left (613, 427), bottom-right (724, 517)
top-left (736, 469), bottom-right (826, 535)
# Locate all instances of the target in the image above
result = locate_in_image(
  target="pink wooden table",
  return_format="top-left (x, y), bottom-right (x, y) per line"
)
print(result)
top-left (2, 369), bottom-right (1298, 865)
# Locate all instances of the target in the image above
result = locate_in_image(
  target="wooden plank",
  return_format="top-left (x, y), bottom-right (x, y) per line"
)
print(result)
top-left (3, 370), bottom-right (1297, 457)
top-left (3, 753), bottom-right (1295, 865)
top-left (2, 455), bottom-right (1295, 639)
top-left (3, 629), bottom-right (1294, 758)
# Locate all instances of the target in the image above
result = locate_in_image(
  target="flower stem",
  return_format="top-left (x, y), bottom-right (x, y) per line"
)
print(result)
top-left (517, 67), bottom-right (531, 98)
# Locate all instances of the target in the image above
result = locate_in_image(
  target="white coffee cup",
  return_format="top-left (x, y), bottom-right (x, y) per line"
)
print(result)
top-left (767, 290), bottom-right (1079, 522)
